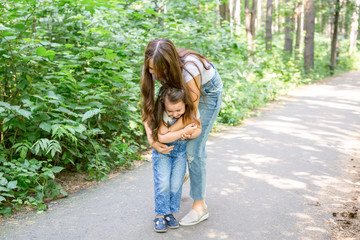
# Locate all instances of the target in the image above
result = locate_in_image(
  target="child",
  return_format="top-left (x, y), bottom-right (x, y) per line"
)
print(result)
top-left (149, 87), bottom-right (201, 233)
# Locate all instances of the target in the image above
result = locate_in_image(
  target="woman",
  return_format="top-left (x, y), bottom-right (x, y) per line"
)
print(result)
top-left (141, 38), bottom-right (223, 226)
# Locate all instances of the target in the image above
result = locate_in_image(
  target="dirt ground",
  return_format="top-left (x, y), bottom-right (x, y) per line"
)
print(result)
top-left (329, 152), bottom-right (360, 240)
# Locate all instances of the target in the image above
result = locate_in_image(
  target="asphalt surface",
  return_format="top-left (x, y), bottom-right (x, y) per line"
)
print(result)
top-left (1, 71), bottom-right (360, 240)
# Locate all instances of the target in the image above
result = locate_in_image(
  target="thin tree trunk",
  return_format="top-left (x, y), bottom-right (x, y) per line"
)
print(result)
top-left (304, 0), bottom-right (316, 72)
top-left (233, 0), bottom-right (241, 35)
top-left (245, 0), bottom-right (257, 51)
top-left (215, 0), bottom-right (220, 25)
top-left (274, 0), bottom-right (279, 32)
top-left (284, 0), bottom-right (295, 55)
top-left (295, 1), bottom-right (303, 60)
top-left (278, 0), bottom-right (282, 33)
top-left (328, 0), bottom-right (335, 37)
top-left (250, 0), bottom-right (258, 46)
top-left (220, 1), bottom-right (230, 23)
top-left (152, 0), bottom-right (165, 26)
top-left (245, 0), bottom-right (252, 49)
top-left (349, 0), bottom-right (360, 54)
top-left (339, 0), bottom-right (346, 37)
top-left (257, 0), bottom-right (264, 27)
top-left (320, 0), bottom-right (326, 34)
top-left (266, 0), bottom-right (273, 50)
top-left (330, 0), bottom-right (340, 73)
top-left (344, 0), bottom-right (350, 38)
top-left (229, 0), bottom-right (234, 35)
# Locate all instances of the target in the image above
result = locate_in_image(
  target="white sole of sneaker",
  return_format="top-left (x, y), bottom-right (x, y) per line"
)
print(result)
top-left (168, 225), bottom-right (180, 229)
top-left (153, 228), bottom-right (167, 233)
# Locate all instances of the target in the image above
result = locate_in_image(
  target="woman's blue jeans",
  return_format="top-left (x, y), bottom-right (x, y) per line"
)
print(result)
top-left (186, 70), bottom-right (223, 200)
top-left (152, 139), bottom-right (187, 216)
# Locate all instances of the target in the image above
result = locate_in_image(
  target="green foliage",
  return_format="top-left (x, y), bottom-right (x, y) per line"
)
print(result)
top-left (0, 0), bottom-right (359, 216)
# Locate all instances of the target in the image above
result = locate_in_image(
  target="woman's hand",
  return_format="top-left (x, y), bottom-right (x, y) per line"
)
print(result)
top-left (151, 141), bottom-right (174, 154)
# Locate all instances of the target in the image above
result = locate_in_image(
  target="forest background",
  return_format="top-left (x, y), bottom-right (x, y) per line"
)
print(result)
top-left (0, 0), bottom-right (360, 217)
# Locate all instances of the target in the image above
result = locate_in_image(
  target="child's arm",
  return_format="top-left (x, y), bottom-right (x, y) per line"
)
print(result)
top-left (188, 121), bottom-right (201, 139)
top-left (158, 122), bottom-right (198, 143)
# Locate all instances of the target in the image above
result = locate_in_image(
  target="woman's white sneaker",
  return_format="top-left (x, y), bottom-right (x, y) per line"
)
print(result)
top-left (179, 207), bottom-right (209, 226)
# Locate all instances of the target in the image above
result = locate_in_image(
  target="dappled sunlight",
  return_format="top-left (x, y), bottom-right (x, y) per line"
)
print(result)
top-left (289, 212), bottom-right (313, 220)
top-left (297, 144), bottom-right (322, 152)
top-left (305, 226), bottom-right (327, 233)
top-left (206, 229), bottom-right (229, 239)
top-left (310, 175), bottom-right (342, 188)
top-left (228, 166), bottom-right (307, 190)
top-left (220, 188), bottom-right (236, 196)
top-left (292, 172), bottom-right (311, 176)
top-left (302, 194), bottom-right (319, 202)
top-left (302, 98), bottom-right (360, 112)
top-left (292, 171), bottom-right (346, 192)
top-left (240, 154), bottom-right (282, 165)
top-left (275, 116), bottom-right (302, 122)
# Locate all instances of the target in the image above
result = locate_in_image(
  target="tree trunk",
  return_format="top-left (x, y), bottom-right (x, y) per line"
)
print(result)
top-left (220, 1), bottom-right (230, 22)
top-left (265, 0), bottom-right (273, 50)
top-left (330, 0), bottom-right (340, 73)
top-left (245, 0), bottom-right (252, 49)
top-left (284, 0), bottom-right (295, 55)
top-left (343, 0), bottom-right (350, 38)
top-left (257, 0), bottom-right (264, 27)
top-left (233, 0), bottom-right (241, 35)
top-left (304, 0), bottom-right (316, 72)
top-left (152, 0), bottom-right (166, 26)
top-left (245, 0), bottom-right (257, 51)
top-left (295, 1), bottom-right (303, 60)
top-left (328, 0), bottom-right (335, 37)
top-left (250, 0), bottom-right (258, 44)
top-left (273, 0), bottom-right (279, 32)
top-left (349, 0), bottom-right (360, 54)
top-left (277, 0), bottom-right (282, 33)
top-left (215, 0), bottom-right (220, 25)
top-left (320, 0), bottom-right (326, 33)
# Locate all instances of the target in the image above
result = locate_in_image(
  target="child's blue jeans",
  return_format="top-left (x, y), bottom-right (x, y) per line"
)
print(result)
top-left (152, 139), bottom-right (187, 216)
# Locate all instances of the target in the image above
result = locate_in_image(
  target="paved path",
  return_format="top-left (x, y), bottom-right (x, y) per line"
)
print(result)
top-left (1, 71), bottom-right (360, 240)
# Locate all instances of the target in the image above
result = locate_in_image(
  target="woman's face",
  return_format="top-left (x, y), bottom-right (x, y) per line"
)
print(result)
top-left (164, 98), bottom-right (185, 119)
top-left (148, 58), bottom-right (155, 75)
top-left (148, 58), bottom-right (167, 81)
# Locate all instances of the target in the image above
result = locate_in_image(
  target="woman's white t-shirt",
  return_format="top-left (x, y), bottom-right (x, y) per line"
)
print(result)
top-left (182, 55), bottom-right (215, 85)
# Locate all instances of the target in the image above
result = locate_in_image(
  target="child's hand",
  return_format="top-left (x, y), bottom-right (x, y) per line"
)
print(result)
top-left (183, 123), bottom-right (197, 135)
top-left (181, 133), bottom-right (192, 140)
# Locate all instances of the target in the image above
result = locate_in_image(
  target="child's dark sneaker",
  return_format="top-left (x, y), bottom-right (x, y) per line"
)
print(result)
top-left (154, 217), bottom-right (167, 233)
top-left (164, 214), bottom-right (179, 229)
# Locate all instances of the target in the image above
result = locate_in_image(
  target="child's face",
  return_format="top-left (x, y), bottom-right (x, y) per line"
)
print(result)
top-left (164, 98), bottom-right (185, 119)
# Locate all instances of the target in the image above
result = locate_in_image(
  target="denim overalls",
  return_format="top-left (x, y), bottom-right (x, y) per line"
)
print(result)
top-left (152, 119), bottom-right (187, 216)
top-left (186, 65), bottom-right (223, 200)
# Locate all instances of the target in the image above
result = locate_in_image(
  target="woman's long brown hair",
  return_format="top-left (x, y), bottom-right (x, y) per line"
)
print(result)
top-left (149, 87), bottom-right (199, 142)
top-left (141, 38), bottom-right (210, 125)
